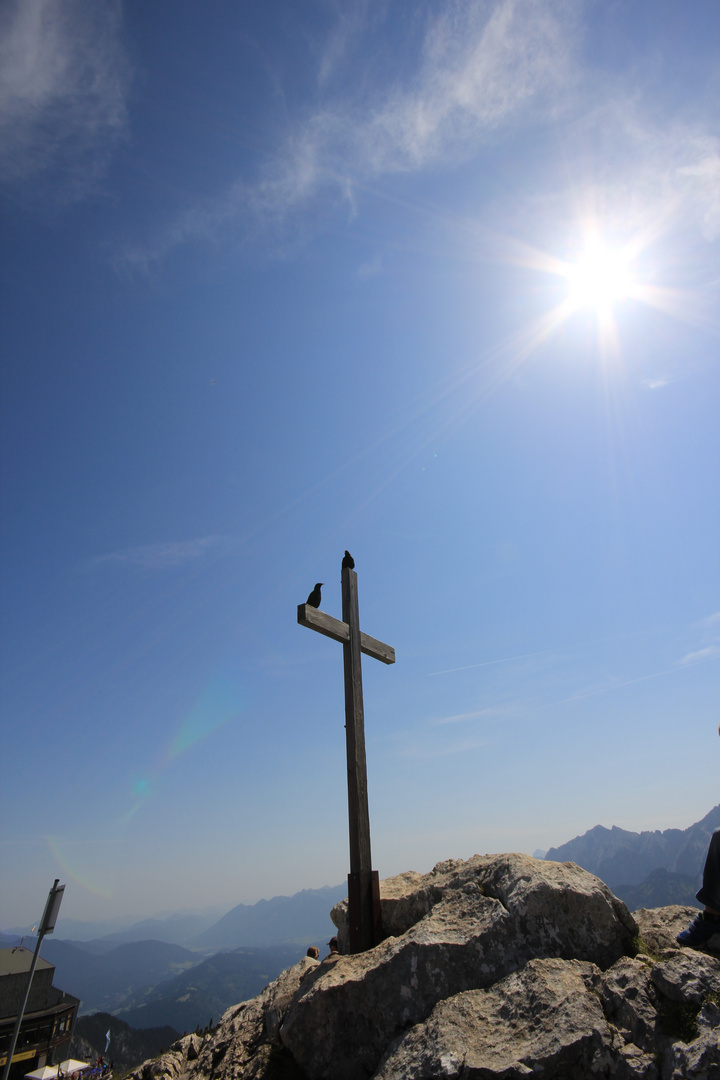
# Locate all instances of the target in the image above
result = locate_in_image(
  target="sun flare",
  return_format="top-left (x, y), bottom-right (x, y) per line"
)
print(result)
top-left (565, 237), bottom-right (634, 312)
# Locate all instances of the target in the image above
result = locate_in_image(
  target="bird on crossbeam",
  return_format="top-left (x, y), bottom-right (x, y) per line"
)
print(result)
top-left (306, 583), bottom-right (323, 608)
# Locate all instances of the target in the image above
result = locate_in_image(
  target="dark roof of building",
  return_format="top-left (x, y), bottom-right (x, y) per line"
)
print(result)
top-left (0, 949), bottom-right (54, 977)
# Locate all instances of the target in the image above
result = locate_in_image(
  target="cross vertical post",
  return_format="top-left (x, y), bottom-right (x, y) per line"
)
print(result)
top-left (297, 561), bottom-right (394, 953)
top-left (342, 566), bottom-right (380, 952)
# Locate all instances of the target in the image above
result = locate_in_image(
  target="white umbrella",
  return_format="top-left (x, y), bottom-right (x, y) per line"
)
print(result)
top-left (25, 1067), bottom-right (59, 1080)
top-left (58, 1062), bottom-right (90, 1076)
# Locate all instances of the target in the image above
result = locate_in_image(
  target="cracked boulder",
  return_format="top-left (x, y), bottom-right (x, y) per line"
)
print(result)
top-left (126, 862), bottom-right (720, 1080)
top-left (375, 948), bottom-right (720, 1080)
top-left (281, 853), bottom-right (637, 1080)
top-left (373, 957), bottom-right (659, 1080)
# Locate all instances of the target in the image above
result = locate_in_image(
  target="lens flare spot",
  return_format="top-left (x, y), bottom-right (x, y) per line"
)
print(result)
top-left (46, 836), bottom-right (113, 899)
top-left (131, 774), bottom-right (151, 799)
top-left (170, 677), bottom-right (245, 758)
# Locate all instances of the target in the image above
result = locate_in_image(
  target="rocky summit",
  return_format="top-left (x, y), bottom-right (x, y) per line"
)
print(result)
top-left (129, 854), bottom-right (720, 1080)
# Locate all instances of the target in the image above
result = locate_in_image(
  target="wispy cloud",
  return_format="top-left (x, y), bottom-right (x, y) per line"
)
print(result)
top-left (428, 649), bottom-right (551, 676)
top-left (400, 734), bottom-right (490, 760)
top-left (433, 705), bottom-right (516, 726)
top-left (677, 612), bottom-right (720, 666)
top-left (120, 0), bottom-right (578, 265)
top-left (677, 143), bottom-right (720, 241)
top-left (0, 0), bottom-right (131, 197)
top-left (679, 645), bottom-right (720, 667)
top-left (87, 535), bottom-right (233, 571)
top-left (316, 0), bottom-right (378, 88)
top-left (538, 669), bottom-right (672, 711)
top-left (117, 0), bottom-right (719, 282)
top-left (352, 0), bottom-right (577, 175)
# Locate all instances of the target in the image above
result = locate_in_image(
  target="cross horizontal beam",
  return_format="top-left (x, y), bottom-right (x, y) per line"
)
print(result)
top-left (297, 604), bottom-right (395, 665)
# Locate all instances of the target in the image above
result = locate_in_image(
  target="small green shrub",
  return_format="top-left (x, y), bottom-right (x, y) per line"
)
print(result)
top-left (658, 999), bottom-right (701, 1043)
top-left (625, 934), bottom-right (663, 963)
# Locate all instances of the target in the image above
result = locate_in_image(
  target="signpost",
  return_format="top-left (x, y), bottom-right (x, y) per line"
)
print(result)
top-left (2, 881), bottom-right (65, 1080)
top-left (298, 564), bottom-right (394, 952)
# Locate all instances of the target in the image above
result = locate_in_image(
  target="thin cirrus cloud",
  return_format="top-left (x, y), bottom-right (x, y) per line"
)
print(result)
top-left (87, 535), bottom-right (234, 572)
top-left (677, 143), bottom-right (720, 241)
top-left (400, 734), bottom-right (490, 761)
top-left (432, 706), bottom-right (518, 726)
top-left (351, 0), bottom-right (577, 174)
top-left (677, 612), bottom-right (720, 667)
top-left (120, 0), bottom-right (720, 280)
top-left (0, 0), bottom-right (131, 197)
top-left (121, 0), bottom-right (579, 266)
top-left (679, 646), bottom-right (720, 666)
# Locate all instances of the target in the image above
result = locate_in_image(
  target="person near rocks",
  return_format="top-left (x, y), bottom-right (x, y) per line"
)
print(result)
top-left (306, 946), bottom-right (320, 959)
top-left (676, 721), bottom-right (720, 949)
top-left (324, 936), bottom-right (339, 959)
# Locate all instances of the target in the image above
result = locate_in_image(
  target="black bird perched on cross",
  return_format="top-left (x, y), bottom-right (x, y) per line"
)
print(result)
top-left (306, 582), bottom-right (323, 608)
top-left (342, 550), bottom-right (355, 570)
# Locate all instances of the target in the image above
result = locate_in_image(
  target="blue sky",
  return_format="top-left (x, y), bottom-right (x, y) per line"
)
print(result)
top-left (1, 0), bottom-right (718, 929)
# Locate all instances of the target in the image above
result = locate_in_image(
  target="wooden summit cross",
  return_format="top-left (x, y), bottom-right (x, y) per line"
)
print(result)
top-left (297, 563), bottom-right (395, 953)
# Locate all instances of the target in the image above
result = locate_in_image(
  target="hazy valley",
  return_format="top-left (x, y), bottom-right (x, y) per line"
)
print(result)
top-left (3, 810), bottom-right (717, 1072)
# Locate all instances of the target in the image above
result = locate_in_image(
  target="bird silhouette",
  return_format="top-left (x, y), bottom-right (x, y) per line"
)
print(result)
top-left (306, 583), bottom-right (323, 607)
top-left (342, 550), bottom-right (355, 571)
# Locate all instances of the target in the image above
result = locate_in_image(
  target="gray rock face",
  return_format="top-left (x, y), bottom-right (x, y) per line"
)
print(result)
top-left (376, 947), bottom-right (720, 1080)
top-left (127, 857), bottom-right (720, 1080)
top-left (374, 957), bottom-right (661, 1080)
top-left (282, 854), bottom-right (637, 1079)
top-left (635, 905), bottom-right (720, 956)
top-left (331, 852), bottom-right (636, 964)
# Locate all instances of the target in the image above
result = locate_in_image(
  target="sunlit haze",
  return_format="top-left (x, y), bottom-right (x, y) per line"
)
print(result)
top-left (1, 0), bottom-right (718, 931)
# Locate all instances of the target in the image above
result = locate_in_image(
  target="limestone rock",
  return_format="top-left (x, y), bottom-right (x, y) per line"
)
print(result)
top-left (634, 904), bottom-right (720, 956)
top-left (651, 950), bottom-right (720, 1006)
top-left (374, 948), bottom-right (720, 1080)
top-left (658, 991), bottom-right (720, 1080)
top-left (599, 955), bottom-right (659, 1053)
top-left (373, 958), bottom-right (618, 1080)
top-left (126, 861), bottom-right (720, 1080)
top-left (282, 854), bottom-right (637, 1080)
top-left (332, 853), bottom-right (635, 960)
top-left (185, 1036), bottom-right (201, 1062)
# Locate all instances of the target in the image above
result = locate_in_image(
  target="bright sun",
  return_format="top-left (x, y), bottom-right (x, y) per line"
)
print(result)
top-left (565, 237), bottom-right (634, 311)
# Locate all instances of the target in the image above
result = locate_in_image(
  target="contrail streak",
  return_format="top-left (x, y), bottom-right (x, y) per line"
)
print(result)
top-left (428, 650), bottom-right (550, 676)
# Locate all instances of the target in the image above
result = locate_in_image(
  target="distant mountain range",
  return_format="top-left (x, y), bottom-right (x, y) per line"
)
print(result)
top-left (545, 804), bottom-right (720, 909)
top-left (79, 911), bottom-right (223, 950)
top-left (0, 938), bottom-right (200, 1015)
top-left (115, 945), bottom-right (305, 1032)
top-left (4, 884), bottom-right (345, 953)
top-left (194, 884), bottom-right (347, 949)
top-left (613, 868), bottom-right (700, 911)
top-left (0, 883), bottom-right (345, 1030)
top-left (2, 910), bottom-right (226, 945)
